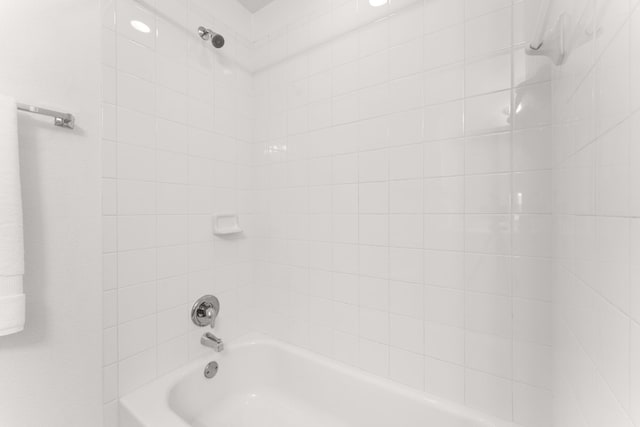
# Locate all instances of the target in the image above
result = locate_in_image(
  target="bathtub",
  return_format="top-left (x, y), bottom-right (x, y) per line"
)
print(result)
top-left (120, 334), bottom-right (515, 427)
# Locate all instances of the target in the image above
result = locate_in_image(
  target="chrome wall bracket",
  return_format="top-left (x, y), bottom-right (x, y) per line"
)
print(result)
top-left (526, 13), bottom-right (567, 65)
top-left (17, 103), bottom-right (75, 129)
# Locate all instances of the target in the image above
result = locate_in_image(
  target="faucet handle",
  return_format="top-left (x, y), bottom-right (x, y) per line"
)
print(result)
top-left (191, 295), bottom-right (220, 328)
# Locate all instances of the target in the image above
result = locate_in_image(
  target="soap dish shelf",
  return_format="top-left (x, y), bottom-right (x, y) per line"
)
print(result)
top-left (212, 214), bottom-right (242, 236)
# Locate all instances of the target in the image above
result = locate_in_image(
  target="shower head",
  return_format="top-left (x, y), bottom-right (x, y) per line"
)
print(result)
top-left (198, 26), bottom-right (225, 49)
top-left (211, 33), bottom-right (225, 48)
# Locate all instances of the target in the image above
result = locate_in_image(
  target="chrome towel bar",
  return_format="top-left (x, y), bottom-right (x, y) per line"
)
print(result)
top-left (17, 102), bottom-right (75, 129)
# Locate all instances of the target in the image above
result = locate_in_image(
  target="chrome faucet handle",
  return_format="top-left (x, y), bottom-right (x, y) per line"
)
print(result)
top-left (191, 295), bottom-right (220, 328)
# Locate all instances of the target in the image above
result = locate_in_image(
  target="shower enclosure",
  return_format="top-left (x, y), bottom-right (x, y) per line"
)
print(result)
top-left (0, 0), bottom-right (637, 426)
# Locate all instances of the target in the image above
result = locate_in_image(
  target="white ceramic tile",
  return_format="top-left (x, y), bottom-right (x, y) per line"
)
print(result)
top-left (423, 139), bottom-right (465, 177)
top-left (389, 214), bottom-right (423, 248)
top-left (157, 335), bottom-right (188, 376)
top-left (117, 144), bottom-right (156, 182)
top-left (465, 0), bottom-right (510, 20)
top-left (389, 145), bottom-right (423, 180)
top-left (424, 64), bottom-right (464, 105)
top-left (118, 72), bottom-right (155, 115)
top-left (359, 276), bottom-right (389, 311)
top-left (102, 179), bottom-right (117, 216)
top-left (102, 103), bottom-right (117, 140)
top-left (513, 383), bottom-right (553, 427)
top-left (118, 315), bottom-right (157, 360)
top-left (390, 179), bottom-right (423, 213)
top-left (359, 150), bottom-right (389, 182)
top-left (465, 8), bottom-right (511, 60)
top-left (465, 331), bottom-right (512, 378)
top-left (390, 314), bottom-right (424, 353)
top-left (116, 0), bottom-right (156, 49)
top-left (423, 24), bottom-right (465, 70)
top-left (103, 254), bottom-right (118, 291)
top-left (389, 74), bottom-right (424, 113)
top-left (465, 369), bottom-right (513, 420)
top-left (157, 276), bottom-right (188, 311)
top-left (423, 101), bottom-right (464, 141)
top-left (104, 327), bottom-right (118, 366)
top-left (465, 53), bottom-right (511, 97)
top-left (465, 132), bottom-right (511, 175)
top-left (466, 292), bottom-right (512, 339)
top-left (389, 281), bottom-right (423, 319)
top-left (359, 51), bottom-right (389, 88)
top-left (359, 182), bottom-right (389, 214)
top-left (117, 248), bottom-right (156, 287)
top-left (103, 290), bottom-right (117, 328)
top-left (423, 0), bottom-right (464, 35)
top-left (465, 174), bottom-right (511, 213)
top-left (157, 305), bottom-right (189, 343)
top-left (118, 348), bottom-right (157, 395)
top-left (424, 321), bottom-right (464, 364)
top-left (358, 338), bottom-right (389, 377)
top-left (117, 35), bottom-right (155, 81)
top-left (465, 214), bottom-right (511, 255)
top-left (103, 364), bottom-right (118, 403)
top-left (465, 91), bottom-right (511, 136)
top-left (117, 180), bottom-right (156, 215)
top-left (388, 4), bottom-right (423, 46)
top-left (423, 177), bottom-right (464, 213)
top-left (359, 307), bottom-right (389, 344)
top-left (424, 285), bottom-right (465, 327)
top-left (156, 87), bottom-right (188, 124)
top-left (389, 247), bottom-right (423, 283)
top-left (389, 108), bottom-right (424, 145)
top-left (103, 217), bottom-right (117, 254)
top-left (389, 347), bottom-right (424, 389)
top-left (118, 281), bottom-right (156, 324)
top-left (117, 107), bottom-right (156, 148)
top-left (423, 214), bottom-right (464, 251)
top-left (465, 253), bottom-right (511, 296)
top-left (425, 357), bottom-right (464, 403)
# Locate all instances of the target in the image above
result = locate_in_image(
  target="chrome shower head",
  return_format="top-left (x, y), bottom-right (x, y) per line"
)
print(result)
top-left (211, 33), bottom-right (225, 48)
top-left (198, 26), bottom-right (225, 49)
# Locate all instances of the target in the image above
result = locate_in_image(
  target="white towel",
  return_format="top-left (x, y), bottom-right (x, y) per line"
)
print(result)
top-left (0, 94), bottom-right (25, 336)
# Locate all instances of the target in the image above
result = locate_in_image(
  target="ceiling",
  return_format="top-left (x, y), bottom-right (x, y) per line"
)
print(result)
top-left (237, 0), bottom-right (275, 13)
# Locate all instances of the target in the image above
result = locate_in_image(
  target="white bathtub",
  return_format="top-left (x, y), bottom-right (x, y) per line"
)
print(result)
top-left (120, 334), bottom-right (515, 427)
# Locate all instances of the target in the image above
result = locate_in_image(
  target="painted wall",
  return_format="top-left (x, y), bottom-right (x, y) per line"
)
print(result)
top-left (246, 0), bottom-right (553, 425)
top-left (552, 0), bottom-right (640, 426)
top-left (0, 0), bottom-right (103, 426)
top-left (99, 0), bottom-right (255, 424)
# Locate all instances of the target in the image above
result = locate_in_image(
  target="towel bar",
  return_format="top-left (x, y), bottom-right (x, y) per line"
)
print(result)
top-left (17, 102), bottom-right (75, 129)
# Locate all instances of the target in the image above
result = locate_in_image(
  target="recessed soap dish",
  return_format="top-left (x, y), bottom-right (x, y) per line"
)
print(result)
top-left (212, 214), bottom-right (242, 236)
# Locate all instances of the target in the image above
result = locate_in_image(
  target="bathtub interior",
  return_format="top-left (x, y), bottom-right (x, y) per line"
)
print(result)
top-left (166, 339), bottom-right (502, 427)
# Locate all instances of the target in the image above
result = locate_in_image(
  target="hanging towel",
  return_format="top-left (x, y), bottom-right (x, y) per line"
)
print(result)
top-left (0, 94), bottom-right (25, 336)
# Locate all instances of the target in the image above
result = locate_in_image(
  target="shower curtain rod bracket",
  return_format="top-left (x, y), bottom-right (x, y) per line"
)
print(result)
top-left (526, 13), bottom-right (567, 66)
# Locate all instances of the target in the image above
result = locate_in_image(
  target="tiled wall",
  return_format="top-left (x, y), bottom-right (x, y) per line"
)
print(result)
top-left (100, 0), bottom-right (254, 424)
top-left (552, 0), bottom-right (640, 426)
top-left (246, 0), bottom-right (553, 424)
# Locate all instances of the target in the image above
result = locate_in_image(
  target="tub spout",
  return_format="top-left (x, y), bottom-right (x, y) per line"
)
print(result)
top-left (201, 332), bottom-right (224, 352)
